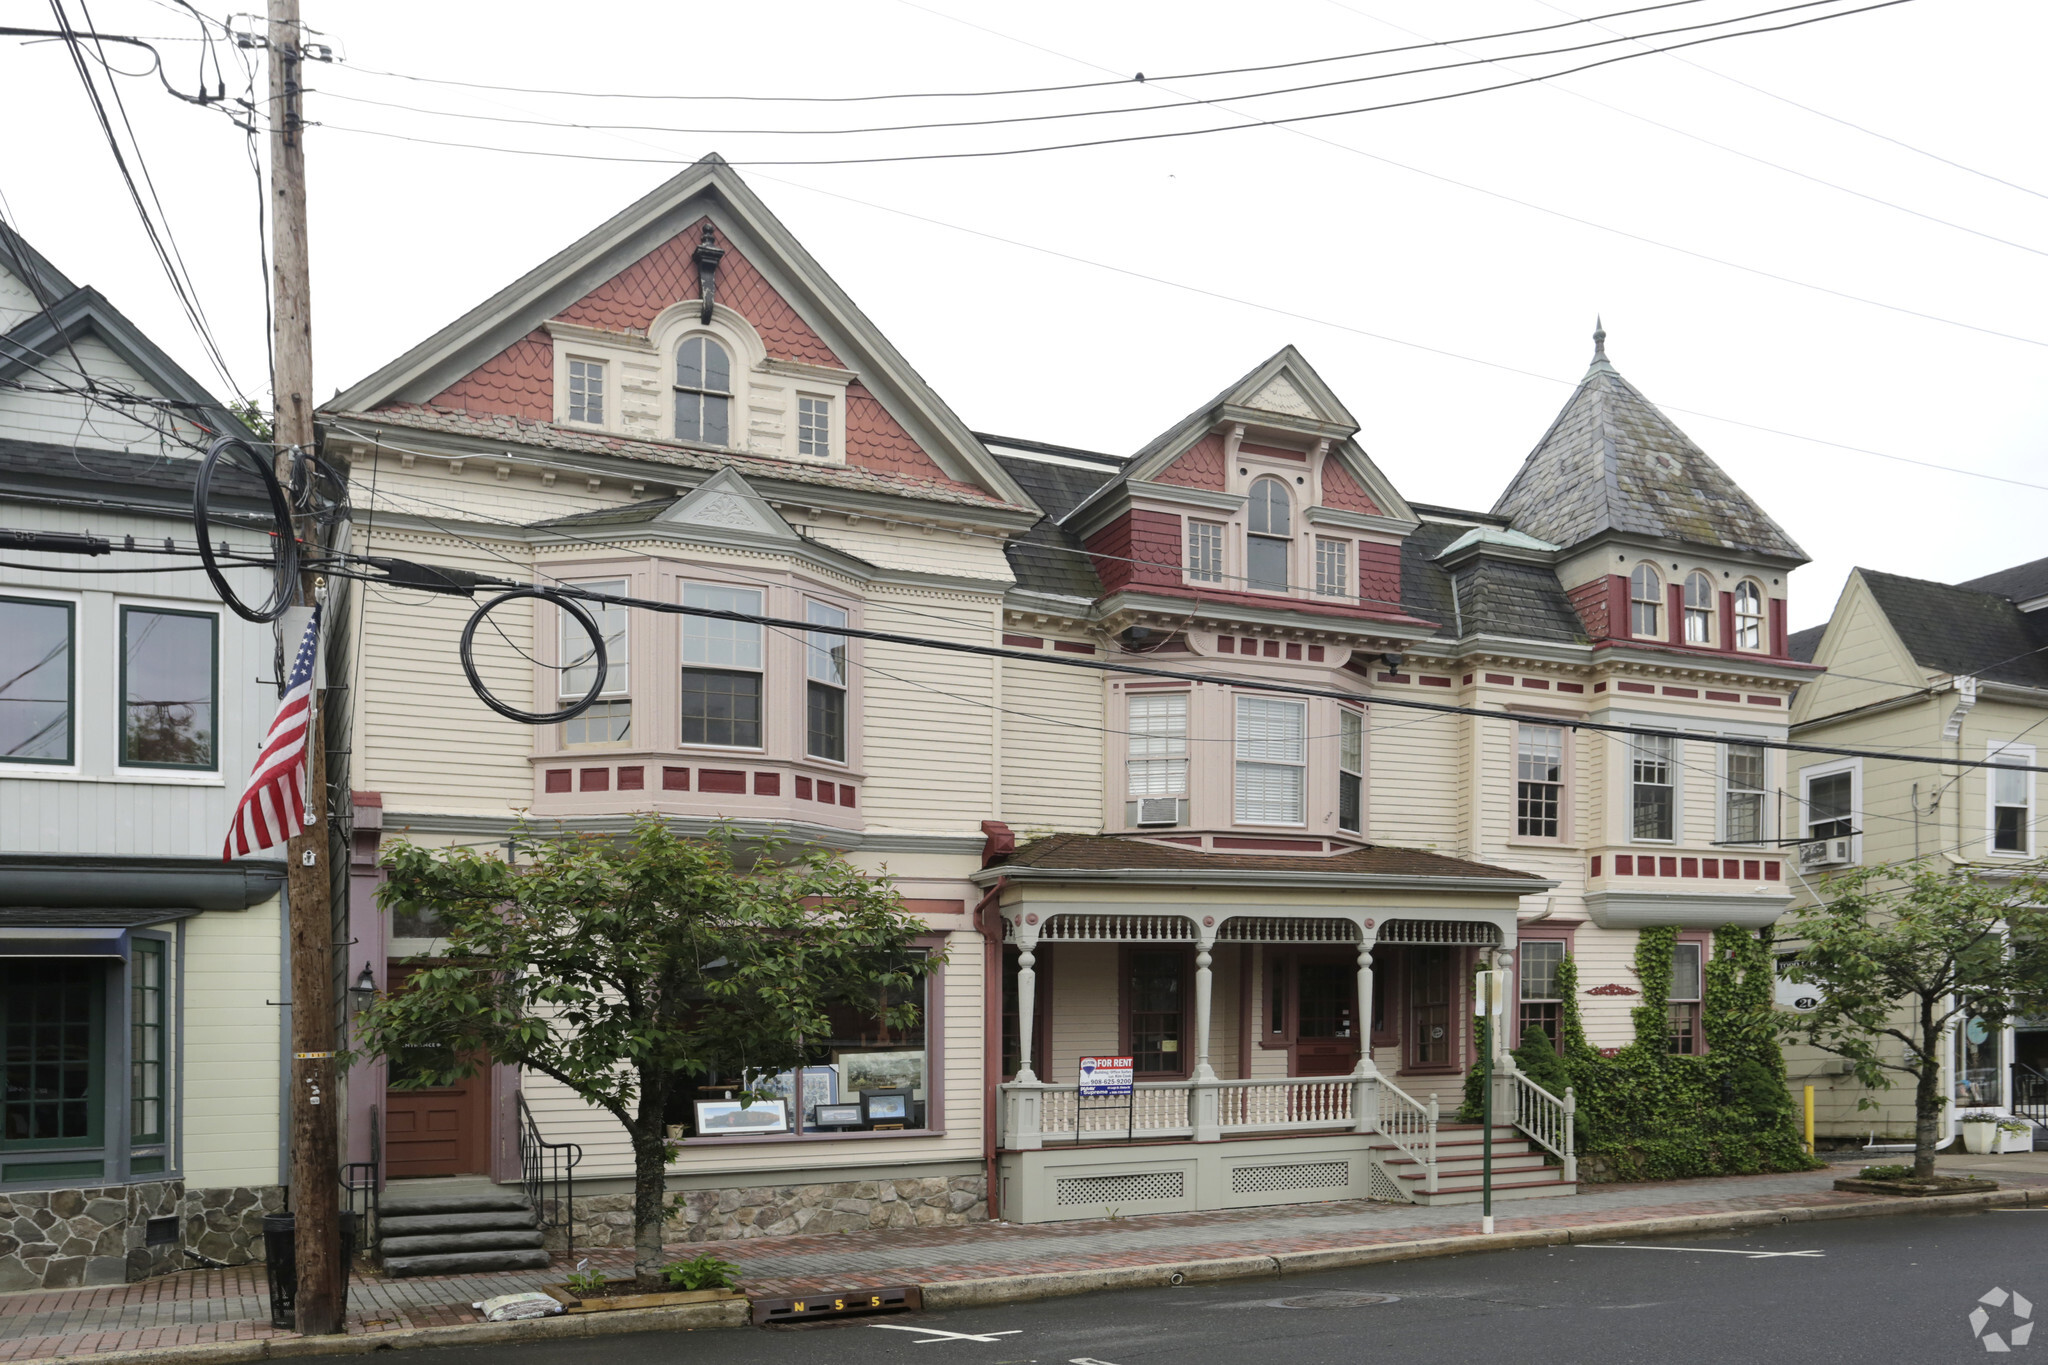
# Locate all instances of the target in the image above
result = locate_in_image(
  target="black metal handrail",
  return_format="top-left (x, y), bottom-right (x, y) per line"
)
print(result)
top-left (2013, 1062), bottom-right (2048, 1125)
top-left (517, 1091), bottom-right (583, 1261)
top-left (340, 1103), bottom-right (380, 1262)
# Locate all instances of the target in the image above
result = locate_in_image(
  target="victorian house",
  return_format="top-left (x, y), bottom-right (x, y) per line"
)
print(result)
top-left (319, 157), bottom-right (1816, 1257)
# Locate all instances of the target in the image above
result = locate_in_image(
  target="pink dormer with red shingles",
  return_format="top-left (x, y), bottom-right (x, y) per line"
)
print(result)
top-left (325, 155), bottom-right (1032, 516)
top-left (1059, 347), bottom-right (1432, 632)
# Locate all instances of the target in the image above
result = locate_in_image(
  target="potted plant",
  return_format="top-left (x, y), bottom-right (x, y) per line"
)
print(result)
top-left (1995, 1118), bottom-right (2035, 1154)
top-left (1959, 1110), bottom-right (2001, 1155)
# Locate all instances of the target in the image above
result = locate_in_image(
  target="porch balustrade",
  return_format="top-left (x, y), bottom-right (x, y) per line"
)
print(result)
top-left (1507, 1072), bottom-right (1576, 1182)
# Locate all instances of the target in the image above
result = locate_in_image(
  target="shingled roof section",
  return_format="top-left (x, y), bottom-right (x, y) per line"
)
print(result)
top-left (1860, 569), bottom-right (2048, 689)
top-left (1397, 517), bottom-right (1584, 644)
top-left (982, 436), bottom-right (1124, 600)
top-left (1492, 330), bottom-right (1806, 563)
top-left (1955, 555), bottom-right (2048, 606)
top-left (994, 832), bottom-right (1547, 882)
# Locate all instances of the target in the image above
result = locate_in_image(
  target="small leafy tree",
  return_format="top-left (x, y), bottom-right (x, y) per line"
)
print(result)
top-left (1780, 859), bottom-right (2048, 1180)
top-left (351, 817), bottom-right (937, 1290)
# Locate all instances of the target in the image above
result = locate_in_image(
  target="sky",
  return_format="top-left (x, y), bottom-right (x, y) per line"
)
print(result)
top-left (3, 0), bottom-right (2044, 631)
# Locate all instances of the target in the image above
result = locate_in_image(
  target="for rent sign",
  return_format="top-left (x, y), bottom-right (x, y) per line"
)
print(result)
top-left (1078, 1056), bottom-right (1134, 1096)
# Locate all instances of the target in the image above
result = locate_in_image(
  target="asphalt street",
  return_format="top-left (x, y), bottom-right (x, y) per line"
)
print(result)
top-left (416, 1209), bottom-right (2047, 1365)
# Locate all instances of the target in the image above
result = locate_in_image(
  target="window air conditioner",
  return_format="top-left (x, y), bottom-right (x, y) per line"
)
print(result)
top-left (1135, 797), bottom-right (1182, 827)
top-left (1798, 836), bottom-right (1853, 870)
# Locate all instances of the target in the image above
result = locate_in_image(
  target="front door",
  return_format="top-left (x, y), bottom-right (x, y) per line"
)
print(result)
top-left (382, 966), bottom-right (492, 1178)
top-left (1289, 953), bottom-right (1361, 1076)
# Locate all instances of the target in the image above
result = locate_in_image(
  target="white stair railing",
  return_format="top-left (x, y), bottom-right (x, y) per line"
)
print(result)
top-left (1368, 1076), bottom-right (1440, 1192)
top-left (1509, 1073), bottom-right (1577, 1183)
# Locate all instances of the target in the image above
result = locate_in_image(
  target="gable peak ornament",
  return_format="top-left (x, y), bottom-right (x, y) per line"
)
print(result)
top-left (694, 222), bottom-right (725, 325)
top-left (1592, 315), bottom-right (1608, 364)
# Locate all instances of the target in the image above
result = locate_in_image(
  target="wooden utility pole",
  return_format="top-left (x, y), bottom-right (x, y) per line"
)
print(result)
top-left (269, 0), bottom-right (342, 1335)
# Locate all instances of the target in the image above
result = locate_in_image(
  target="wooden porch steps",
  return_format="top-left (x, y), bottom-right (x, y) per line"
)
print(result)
top-left (1370, 1122), bottom-right (1577, 1206)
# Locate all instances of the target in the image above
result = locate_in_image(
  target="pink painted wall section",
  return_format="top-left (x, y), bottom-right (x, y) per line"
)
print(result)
top-left (1358, 541), bottom-right (1401, 613)
top-left (1566, 577), bottom-right (1613, 642)
top-left (844, 382), bottom-right (980, 491)
top-left (1319, 457), bottom-right (1382, 514)
top-left (1086, 509), bottom-right (1184, 594)
top-left (554, 218), bottom-right (842, 367)
top-left (1154, 433), bottom-right (1226, 490)
top-left (427, 328), bottom-right (553, 421)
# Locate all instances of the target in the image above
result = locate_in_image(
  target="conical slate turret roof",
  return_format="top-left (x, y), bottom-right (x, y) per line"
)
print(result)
top-left (1491, 325), bottom-right (1806, 563)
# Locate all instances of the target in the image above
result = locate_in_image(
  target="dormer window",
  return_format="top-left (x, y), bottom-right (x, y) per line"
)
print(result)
top-left (1246, 476), bottom-right (1292, 592)
top-left (797, 395), bottom-right (832, 459)
top-left (1683, 571), bottom-right (1714, 644)
top-left (1629, 564), bottom-right (1663, 637)
top-left (567, 358), bottom-right (605, 425)
top-left (1314, 537), bottom-right (1349, 599)
top-left (675, 336), bottom-right (732, 446)
top-left (1734, 581), bottom-right (1764, 650)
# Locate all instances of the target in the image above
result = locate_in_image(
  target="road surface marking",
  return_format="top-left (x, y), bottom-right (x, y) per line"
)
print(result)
top-left (868, 1324), bottom-right (1026, 1344)
top-left (1586, 1245), bottom-right (1823, 1258)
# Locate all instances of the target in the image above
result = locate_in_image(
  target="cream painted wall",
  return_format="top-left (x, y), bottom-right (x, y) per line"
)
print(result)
top-left (179, 896), bottom-right (283, 1187)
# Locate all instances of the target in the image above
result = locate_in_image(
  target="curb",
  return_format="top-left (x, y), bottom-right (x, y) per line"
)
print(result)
top-left (16, 1185), bottom-right (2044, 1364)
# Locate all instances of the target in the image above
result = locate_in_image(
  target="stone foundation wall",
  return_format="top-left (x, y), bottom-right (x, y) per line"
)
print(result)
top-left (0, 1180), bottom-right (284, 1291)
top-left (560, 1174), bottom-right (988, 1248)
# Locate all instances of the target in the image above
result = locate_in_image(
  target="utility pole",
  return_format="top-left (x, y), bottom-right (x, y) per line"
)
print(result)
top-left (269, 0), bottom-right (342, 1335)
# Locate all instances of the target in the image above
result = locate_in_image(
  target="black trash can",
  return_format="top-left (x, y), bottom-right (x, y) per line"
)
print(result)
top-left (261, 1211), bottom-right (359, 1331)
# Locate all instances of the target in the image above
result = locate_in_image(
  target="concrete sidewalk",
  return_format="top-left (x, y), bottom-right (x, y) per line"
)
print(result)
top-left (7, 1161), bottom-right (2048, 1364)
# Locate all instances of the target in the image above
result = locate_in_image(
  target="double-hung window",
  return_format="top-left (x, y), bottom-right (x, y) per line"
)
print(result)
top-left (1723, 742), bottom-right (1766, 844)
top-left (1314, 538), bottom-right (1349, 599)
top-left (1337, 707), bottom-right (1363, 834)
top-left (1235, 696), bottom-right (1305, 824)
top-left (675, 336), bottom-right (732, 446)
top-left (0, 595), bottom-right (73, 764)
top-left (1630, 735), bottom-right (1674, 840)
top-left (1806, 770), bottom-right (1853, 840)
top-left (561, 580), bottom-right (631, 746)
top-left (680, 583), bottom-right (763, 747)
top-left (1516, 724), bottom-right (1564, 838)
top-left (1630, 564), bottom-right (1663, 637)
top-left (567, 358), bottom-right (605, 424)
top-left (1683, 571), bottom-right (1714, 644)
top-left (1187, 521), bottom-right (1223, 584)
top-left (797, 395), bottom-right (832, 459)
top-left (1991, 747), bottom-right (2032, 854)
top-left (1127, 693), bottom-right (1188, 815)
top-left (805, 600), bottom-right (848, 762)
top-left (1667, 940), bottom-right (1704, 1055)
top-left (121, 606), bottom-right (217, 769)
top-left (1734, 581), bottom-right (1764, 650)
top-left (1246, 477), bottom-right (1291, 592)
top-left (1517, 940), bottom-right (1565, 1052)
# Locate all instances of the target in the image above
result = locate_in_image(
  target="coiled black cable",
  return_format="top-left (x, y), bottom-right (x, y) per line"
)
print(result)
top-left (459, 586), bottom-right (608, 724)
top-left (193, 434), bottom-right (298, 622)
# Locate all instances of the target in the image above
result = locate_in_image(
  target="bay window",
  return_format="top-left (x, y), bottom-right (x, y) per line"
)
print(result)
top-left (1631, 735), bottom-right (1674, 841)
top-left (805, 600), bottom-right (848, 762)
top-left (1723, 742), bottom-right (1766, 845)
top-left (561, 580), bottom-right (630, 746)
top-left (1235, 695), bottom-right (1305, 824)
top-left (0, 595), bottom-right (72, 764)
top-left (1338, 707), bottom-right (1363, 834)
top-left (680, 583), bottom-right (763, 748)
top-left (1127, 692), bottom-right (1188, 821)
top-left (1516, 723), bottom-right (1564, 838)
top-left (120, 605), bottom-right (216, 770)
top-left (1246, 477), bottom-right (1292, 592)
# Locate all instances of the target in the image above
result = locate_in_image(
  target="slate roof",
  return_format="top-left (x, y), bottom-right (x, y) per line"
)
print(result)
top-left (1491, 341), bottom-right (1806, 563)
top-left (984, 441), bottom-right (1123, 600)
top-left (993, 832), bottom-right (1546, 882)
top-left (1397, 517), bottom-right (1584, 643)
top-left (1788, 624), bottom-right (1826, 664)
top-left (1956, 556), bottom-right (2048, 605)
top-left (0, 435), bottom-right (268, 508)
top-left (1860, 568), bottom-right (2048, 688)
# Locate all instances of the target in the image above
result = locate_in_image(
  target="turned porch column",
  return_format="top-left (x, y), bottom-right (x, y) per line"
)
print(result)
top-left (1192, 926), bottom-right (1220, 1141)
top-left (1353, 920), bottom-right (1380, 1080)
top-left (1004, 914), bottom-right (1044, 1151)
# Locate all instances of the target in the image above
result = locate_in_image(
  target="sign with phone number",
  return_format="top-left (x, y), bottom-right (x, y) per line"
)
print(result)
top-left (1079, 1055), bottom-right (1134, 1096)
top-left (752, 1284), bottom-right (921, 1324)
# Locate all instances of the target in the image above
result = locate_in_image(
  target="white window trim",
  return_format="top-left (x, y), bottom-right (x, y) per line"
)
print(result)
top-left (1717, 736), bottom-right (1772, 847)
top-left (1244, 476), bottom-right (1296, 597)
top-left (1512, 720), bottom-right (1569, 843)
top-left (1337, 705), bottom-right (1364, 834)
top-left (1185, 519), bottom-right (1227, 587)
top-left (804, 596), bottom-right (852, 766)
top-left (0, 585), bottom-right (82, 774)
top-left (1733, 579), bottom-right (1767, 653)
top-left (1314, 535), bottom-right (1351, 600)
top-left (563, 355), bottom-right (609, 430)
top-left (1627, 733), bottom-right (1681, 845)
top-left (112, 595), bottom-right (227, 780)
top-left (677, 578), bottom-right (769, 753)
top-left (1985, 739), bottom-right (2037, 859)
top-left (1629, 562), bottom-right (1665, 640)
top-left (1233, 693), bottom-right (1307, 827)
top-left (1798, 756), bottom-right (1862, 863)
top-left (1682, 570), bottom-right (1716, 646)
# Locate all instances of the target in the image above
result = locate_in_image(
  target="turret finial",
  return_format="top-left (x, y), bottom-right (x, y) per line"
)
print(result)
top-left (1592, 315), bottom-right (1607, 363)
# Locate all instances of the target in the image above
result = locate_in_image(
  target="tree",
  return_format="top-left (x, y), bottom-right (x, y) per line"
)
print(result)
top-left (350, 817), bottom-right (937, 1290)
top-left (1780, 859), bottom-right (2048, 1180)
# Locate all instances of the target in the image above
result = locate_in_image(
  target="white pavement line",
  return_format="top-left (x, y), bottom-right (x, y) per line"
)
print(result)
top-left (868, 1324), bottom-right (1026, 1344)
top-left (1584, 1245), bottom-right (1823, 1258)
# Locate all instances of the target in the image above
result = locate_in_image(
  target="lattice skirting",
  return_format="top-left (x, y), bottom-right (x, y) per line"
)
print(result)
top-left (1229, 1160), bottom-right (1350, 1195)
top-left (1054, 1170), bottom-right (1185, 1206)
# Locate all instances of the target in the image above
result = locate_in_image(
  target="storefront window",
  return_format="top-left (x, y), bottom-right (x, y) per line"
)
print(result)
top-left (1, 960), bottom-right (103, 1150)
top-left (1955, 1013), bottom-right (2000, 1107)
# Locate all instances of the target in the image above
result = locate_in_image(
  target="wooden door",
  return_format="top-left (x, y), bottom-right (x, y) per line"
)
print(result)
top-left (1292, 955), bottom-right (1360, 1076)
top-left (382, 966), bottom-right (491, 1178)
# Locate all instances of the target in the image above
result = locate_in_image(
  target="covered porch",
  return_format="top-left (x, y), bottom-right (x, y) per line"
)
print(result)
top-left (978, 841), bottom-right (1573, 1221)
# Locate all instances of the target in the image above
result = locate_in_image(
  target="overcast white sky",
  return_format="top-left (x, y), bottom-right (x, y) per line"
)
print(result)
top-left (5, 0), bottom-right (2044, 630)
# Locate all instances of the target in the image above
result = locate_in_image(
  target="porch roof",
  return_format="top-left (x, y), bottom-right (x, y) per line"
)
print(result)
top-left (973, 834), bottom-right (1554, 893)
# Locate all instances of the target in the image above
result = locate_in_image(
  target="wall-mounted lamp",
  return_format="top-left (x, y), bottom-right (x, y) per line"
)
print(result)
top-left (348, 963), bottom-right (377, 1015)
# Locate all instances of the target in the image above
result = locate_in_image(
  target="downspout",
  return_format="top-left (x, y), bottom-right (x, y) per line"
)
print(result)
top-left (1942, 677), bottom-right (1978, 864)
top-left (974, 874), bottom-right (1010, 1221)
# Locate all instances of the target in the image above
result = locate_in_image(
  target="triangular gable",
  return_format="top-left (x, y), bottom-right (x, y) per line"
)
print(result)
top-left (331, 155), bottom-right (1027, 508)
top-left (655, 467), bottom-right (799, 541)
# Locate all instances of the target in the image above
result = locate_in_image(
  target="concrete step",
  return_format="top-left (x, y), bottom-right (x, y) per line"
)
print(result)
top-left (1404, 1178), bottom-right (1578, 1207)
top-left (382, 1248), bottom-right (553, 1278)
top-left (1385, 1152), bottom-right (1553, 1178)
top-left (378, 1194), bottom-right (532, 1218)
top-left (378, 1210), bottom-right (537, 1239)
top-left (379, 1229), bottom-right (547, 1257)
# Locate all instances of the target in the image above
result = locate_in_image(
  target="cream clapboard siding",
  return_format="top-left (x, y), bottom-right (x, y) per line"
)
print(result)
top-left (802, 524), bottom-right (1012, 582)
top-left (519, 928), bottom-right (986, 1178)
top-left (859, 591), bottom-right (1000, 832)
top-left (1365, 705), bottom-right (1462, 850)
top-left (1789, 575), bottom-right (1929, 725)
top-left (1038, 947), bottom-right (1241, 1084)
top-left (181, 896), bottom-right (283, 1185)
top-left (1001, 658), bottom-right (1103, 834)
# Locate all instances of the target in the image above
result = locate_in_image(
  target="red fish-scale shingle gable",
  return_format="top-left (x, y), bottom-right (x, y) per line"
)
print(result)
top-left (428, 328), bottom-right (552, 423)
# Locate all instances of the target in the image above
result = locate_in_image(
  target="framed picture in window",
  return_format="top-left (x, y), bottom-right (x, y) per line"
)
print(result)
top-left (693, 1098), bottom-right (789, 1136)
top-left (838, 1050), bottom-right (924, 1099)
top-left (861, 1088), bottom-right (913, 1124)
top-left (751, 1065), bottom-right (840, 1113)
top-left (812, 1102), bottom-right (863, 1128)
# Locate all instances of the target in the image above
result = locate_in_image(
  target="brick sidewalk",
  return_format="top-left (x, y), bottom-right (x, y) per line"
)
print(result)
top-left (6, 1167), bottom-right (2044, 1362)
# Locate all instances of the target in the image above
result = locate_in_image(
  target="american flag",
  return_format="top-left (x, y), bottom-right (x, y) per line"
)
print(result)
top-left (224, 606), bottom-right (321, 860)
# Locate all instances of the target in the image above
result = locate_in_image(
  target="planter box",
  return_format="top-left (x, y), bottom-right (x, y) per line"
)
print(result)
top-left (1961, 1122), bottom-right (2000, 1156)
top-left (543, 1285), bottom-right (745, 1315)
top-left (1833, 1176), bottom-right (1998, 1198)
top-left (1995, 1128), bottom-right (2035, 1154)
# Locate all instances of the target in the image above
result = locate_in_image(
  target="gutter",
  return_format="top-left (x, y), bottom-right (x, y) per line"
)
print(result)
top-left (968, 866), bottom-right (1557, 894)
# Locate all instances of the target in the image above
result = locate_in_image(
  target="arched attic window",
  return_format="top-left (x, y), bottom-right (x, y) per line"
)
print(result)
top-left (1684, 571), bottom-right (1715, 644)
top-left (1246, 476), bottom-right (1292, 593)
top-left (1630, 564), bottom-right (1663, 638)
top-left (1734, 581), bottom-right (1765, 650)
top-left (675, 336), bottom-right (732, 446)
